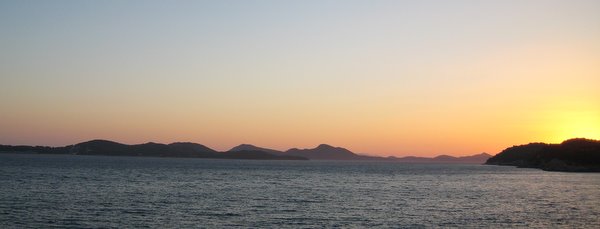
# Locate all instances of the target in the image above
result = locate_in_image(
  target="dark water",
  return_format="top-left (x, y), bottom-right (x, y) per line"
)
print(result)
top-left (1, 154), bottom-right (599, 228)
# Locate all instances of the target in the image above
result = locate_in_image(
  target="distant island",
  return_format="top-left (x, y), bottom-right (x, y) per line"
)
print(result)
top-left (388, 153), bottom-right (492, 164)
top-left (0, 140), bottom-right (307, 161)
top-left (486, 138), bottom-right (600, 172)
top-left (229, 143), bottom-right (490, 163)
top-left (0, 139), bottom-right (490, 163)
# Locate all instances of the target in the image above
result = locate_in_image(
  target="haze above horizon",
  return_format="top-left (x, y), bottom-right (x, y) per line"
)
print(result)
top-left (1, 0), bottom-right (599, 157)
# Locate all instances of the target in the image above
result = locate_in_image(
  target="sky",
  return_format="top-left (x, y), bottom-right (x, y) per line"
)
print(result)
top-left (1, 0), bottom-right (599, 157)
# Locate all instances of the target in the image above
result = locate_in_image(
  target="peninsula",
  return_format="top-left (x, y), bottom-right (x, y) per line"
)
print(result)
top-left (485, 138), bottom-right (600, 172)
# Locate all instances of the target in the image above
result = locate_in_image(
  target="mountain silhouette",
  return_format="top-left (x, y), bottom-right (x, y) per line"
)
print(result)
top-left (0, 144), bottom-right (71, 155)
top-left (389, 153), bottom-right (492, 164)
top-left (285, 144), bottom-right (364, 160)
top-left (457, 153), bottom-right (494, 163)
top-left (0, 140), bottom-right (492, 163)
top-left (486, 138), bottom-right (600, 172)
top-left (433, 155), bottom-right (456, 161)
top-left (222, 150), bottom-right (306, 160)
top-left (71, 140), bottom-right (219, 157)
top-left (228, 144), bottom-right (284, 155)
top-left (0, 140), bottom-right (306, 160)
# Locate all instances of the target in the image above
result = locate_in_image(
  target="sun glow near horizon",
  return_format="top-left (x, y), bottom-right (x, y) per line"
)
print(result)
top-left (0, 0), bottom-right (599, 157)
top-left (548, 111), bottom-right (600, 144)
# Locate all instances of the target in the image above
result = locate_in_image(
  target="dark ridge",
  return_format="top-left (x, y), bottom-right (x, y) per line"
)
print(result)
top-left (0, 144), bottom-right (72, 155)
top-left (433, 155), bottom-right (455, 160)
top-left (0, 140), bottom-right (306, 161)
top-left (228, 144), bottom-right (284, 155)
top-left (285, 144), bottom-right (361, 160)
top-left (390, 153), bottom-right (491, 164)
top-left (0, 140), bottom-right (493, 163)
top-left (71, 140), bottom-right (219, 158)
top-left (222, 150), bottom-right (307, 160)
top-left (486, 138), bottom-right (600, 172)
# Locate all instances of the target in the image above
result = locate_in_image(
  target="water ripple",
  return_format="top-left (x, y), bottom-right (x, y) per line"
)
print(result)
top-left (1, 153), bottom-right (599, 228)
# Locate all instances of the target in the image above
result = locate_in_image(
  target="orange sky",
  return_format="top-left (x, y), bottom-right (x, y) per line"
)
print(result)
top-left (1, 1), bottom-right (599, 157)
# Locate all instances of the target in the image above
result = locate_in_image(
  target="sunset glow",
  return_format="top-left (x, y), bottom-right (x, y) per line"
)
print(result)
top-left (1, 0), bottom-right (599, 157)
top-left (551, 111), bottom-right (600, 143)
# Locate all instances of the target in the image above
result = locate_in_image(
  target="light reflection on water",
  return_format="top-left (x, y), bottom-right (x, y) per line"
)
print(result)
top-left (1, 153), bottom-right (599, 228)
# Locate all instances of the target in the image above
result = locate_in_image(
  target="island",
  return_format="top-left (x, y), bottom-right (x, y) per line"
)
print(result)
top-left (0, 140), bottom-right (307, 161)
top-left (1, 140), bottom-right (491, 163)
top-left (485, 138), bottom-right (600, 172)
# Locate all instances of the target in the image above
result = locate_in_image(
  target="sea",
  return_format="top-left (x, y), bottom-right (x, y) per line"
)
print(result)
top-left (1, 153), bottom-right (599, 228)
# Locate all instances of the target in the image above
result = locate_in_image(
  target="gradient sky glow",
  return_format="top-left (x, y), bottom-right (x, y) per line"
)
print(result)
top-left (1, 0), bottom-right (599, 156)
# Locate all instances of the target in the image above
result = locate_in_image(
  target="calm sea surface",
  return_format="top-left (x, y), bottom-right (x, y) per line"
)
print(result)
top-left (1, 153), bottom-right (599, 228)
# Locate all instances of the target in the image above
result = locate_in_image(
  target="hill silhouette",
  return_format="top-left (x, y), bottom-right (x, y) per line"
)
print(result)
top-left (228, 144), bottom-right (284, 155)
top-left (71, 140), bottom-right (220, 157)
top-left (0, 140), bottom-right (306, 160)
top-left (285, 144), bottom-right (367, 160)
top-left (486, 138), bottom-right (600, 172)
top-left (226, 143), bottom-right (491, 162)
top-left (0, 144), bottom-right (71, 155)
top-left (0, 140), bottom-right (493, 163)
top-left (222, 150), bottom-right (306, 160)
top-left (390, 153), bottom-right (492, 164)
